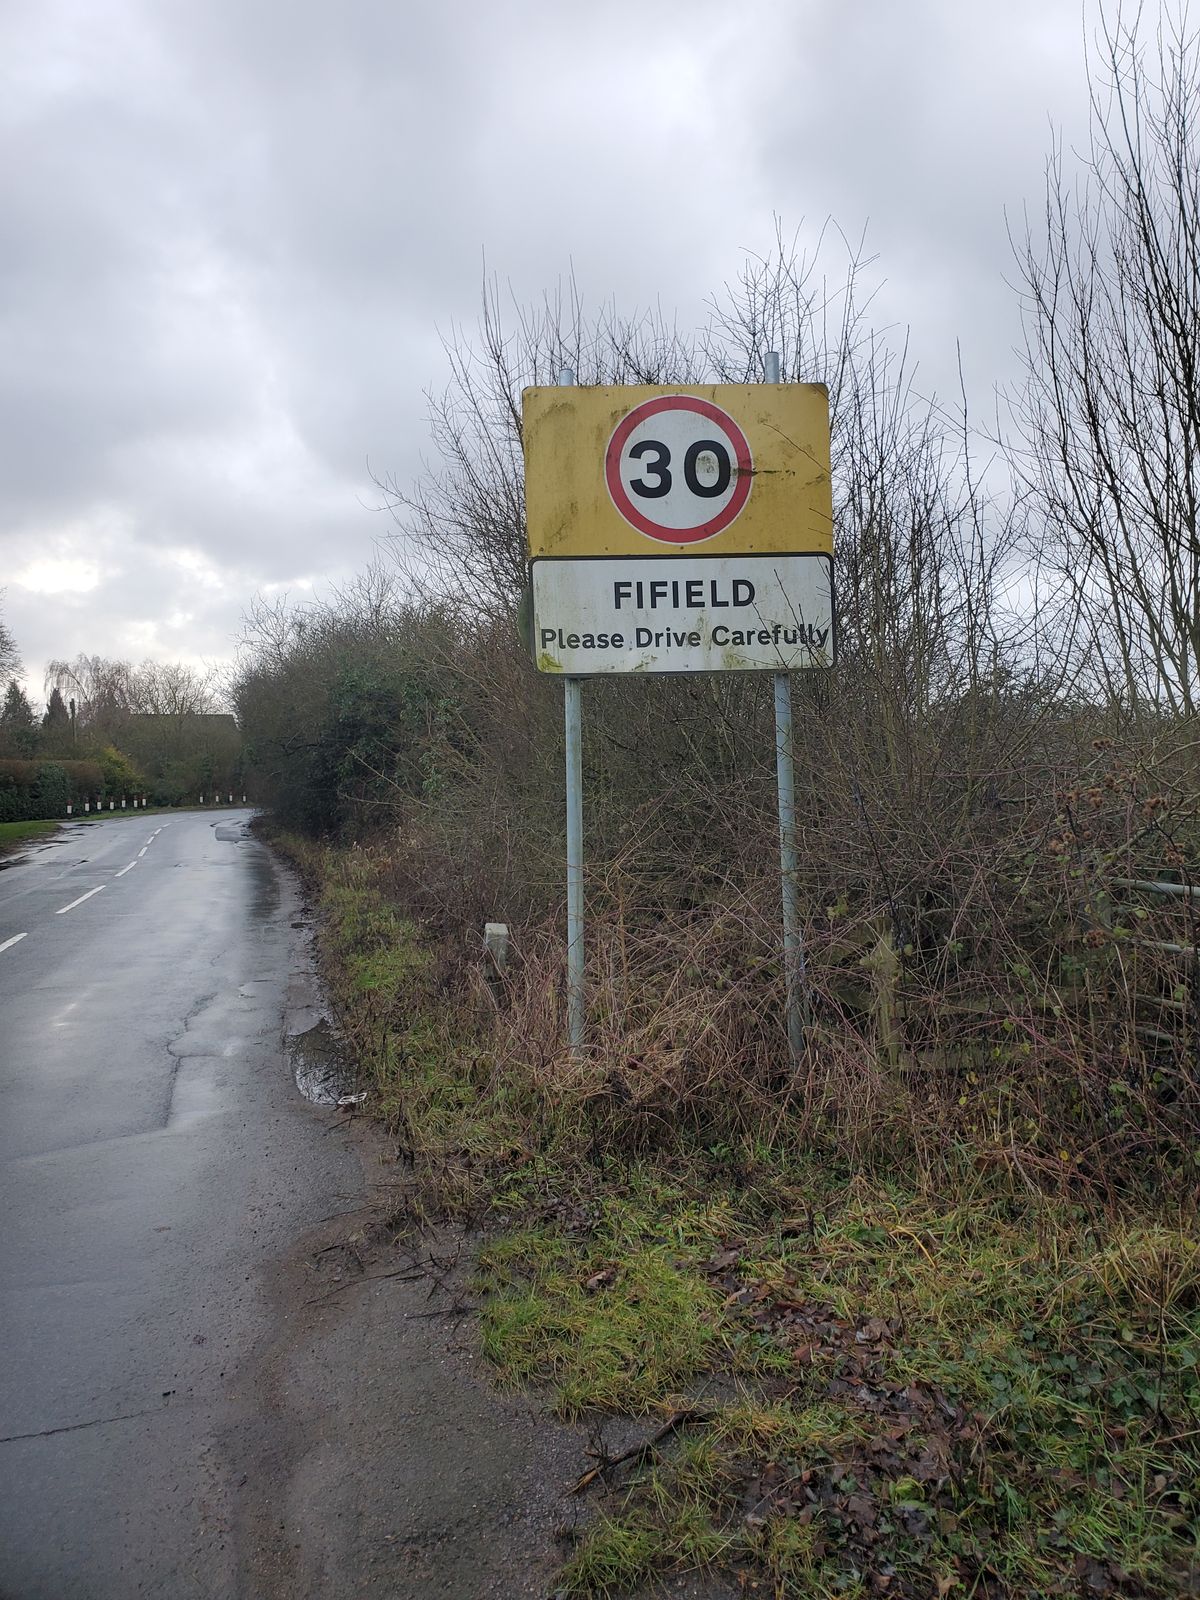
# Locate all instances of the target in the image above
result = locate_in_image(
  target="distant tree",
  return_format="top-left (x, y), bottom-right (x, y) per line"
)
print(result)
top-left (43, 686), bottom-right (69, 728)
top-left (45, 655), bottom-right (133, 743)
top-left (41, 686), bottom-right (72, 755)
top-left (128, 659), bottom-right (221, 719)
top-left (0, 680), bottom-right (37, 757)
top-left (2, 680), bottom-right (34, 730)
top-left (43, 655), bottom-right (221, 753)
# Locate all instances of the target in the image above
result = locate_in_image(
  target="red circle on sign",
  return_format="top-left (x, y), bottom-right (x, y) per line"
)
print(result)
top-left (605, 395), bottom-right (753, 544)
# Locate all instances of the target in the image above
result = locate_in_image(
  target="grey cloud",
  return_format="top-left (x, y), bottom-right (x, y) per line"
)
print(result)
top-left (748, 0), bottom-right (1091, 405)
top-left (2, 0), bottom-right (1094, 697)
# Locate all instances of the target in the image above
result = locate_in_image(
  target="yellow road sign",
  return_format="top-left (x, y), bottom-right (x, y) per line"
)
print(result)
top-left (523, 383), bottom-right (832, 559)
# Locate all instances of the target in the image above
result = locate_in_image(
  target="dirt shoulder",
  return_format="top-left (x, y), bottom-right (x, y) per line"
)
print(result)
top-left (221, 877), bottom-right (588, 1598)
top-left (222, 842), bottom-right (748, 1600)
top-left (224, 1142), bottom-right (586, 1599)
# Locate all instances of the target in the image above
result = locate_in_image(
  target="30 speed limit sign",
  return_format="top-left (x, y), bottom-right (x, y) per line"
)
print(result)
top-left (522, 381), bottom-right (834, 675)
top-left (605, 396), bottom-right (753, 544)
top-left (523, 383), bottom-right (831, 561)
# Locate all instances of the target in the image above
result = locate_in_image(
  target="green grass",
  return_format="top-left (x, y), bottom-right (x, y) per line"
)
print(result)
top-left (564, 1505), bottom-right (858, 1599)
top-left (0, 818), bottom-right (60, 854)
top-left (522, 1167), bottom-right (1199, 1597)
top-left (468, 1154), bottom-right (1200, 1595)
top-left (476, 1222), bottom-right (737, 1418)
top-left (298, 839), bottom-right (1200, 1599)
top-left (295, 843), bottom-right (536, 1209)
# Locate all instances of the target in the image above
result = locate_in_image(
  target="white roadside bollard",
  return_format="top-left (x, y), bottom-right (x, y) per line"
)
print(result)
top-left (66, 803), bottom-right (72, 816)
top-left (483, 922), bottom-right (510, 1003)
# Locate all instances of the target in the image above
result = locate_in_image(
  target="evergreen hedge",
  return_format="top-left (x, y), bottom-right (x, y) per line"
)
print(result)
top-left (0, 760), bottom-right (107, 821)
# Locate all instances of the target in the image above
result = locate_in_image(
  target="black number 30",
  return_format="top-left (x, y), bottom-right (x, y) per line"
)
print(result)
top-left (628, 437), bottom-right (732, 499)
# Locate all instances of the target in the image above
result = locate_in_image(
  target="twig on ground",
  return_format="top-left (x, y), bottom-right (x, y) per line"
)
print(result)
top-left (568, 1406), bottom-right (715, 1495)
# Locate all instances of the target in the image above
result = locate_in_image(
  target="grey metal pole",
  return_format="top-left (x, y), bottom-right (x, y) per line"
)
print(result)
top-left (773, 668), bottom-right (808, 1064)
top-left (559, 363), bottom-right (586, 1054)
top-left (765, 350), bottom-right (808, 1065)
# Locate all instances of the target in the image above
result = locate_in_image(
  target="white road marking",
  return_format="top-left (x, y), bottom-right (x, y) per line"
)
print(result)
top-left (0, 932), bottom-right (28, 954)
top-left (56, 886), bottom-right (105, 915)
top-left (114, 862), bottom-right (138, 877)
top-left (138, 847), bottom-right (149, 858)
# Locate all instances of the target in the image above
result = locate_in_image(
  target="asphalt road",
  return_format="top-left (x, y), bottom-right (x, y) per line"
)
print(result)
top-left (0, 810), bottom-right (361, 1598)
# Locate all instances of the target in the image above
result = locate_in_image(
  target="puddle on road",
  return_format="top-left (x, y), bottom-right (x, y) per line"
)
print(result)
top-left (0, 839), bottom-right (87, 870)
top-left (288, 1018), bottom-right (358, 1106)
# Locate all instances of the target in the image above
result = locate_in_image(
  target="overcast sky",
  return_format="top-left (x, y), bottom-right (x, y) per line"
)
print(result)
top-left (1, 0), bottom-right (1095, 702)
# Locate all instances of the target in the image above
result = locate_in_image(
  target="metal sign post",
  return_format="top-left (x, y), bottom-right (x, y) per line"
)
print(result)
top-left (764, 350), bottom-right (809, 1067)
top-left (558, 365), bottom-right (586, 1055)
top-left (523, 364), bottom-right (833, 1065)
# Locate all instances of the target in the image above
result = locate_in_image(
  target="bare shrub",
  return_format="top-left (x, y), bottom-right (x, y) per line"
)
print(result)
top-left (239, 189), bottom-right (1200, 1201)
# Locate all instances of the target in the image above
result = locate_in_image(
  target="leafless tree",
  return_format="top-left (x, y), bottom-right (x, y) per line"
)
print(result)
top-left (1014, 2), bottom-right (1200, 715)
top-left (45, 654), bottom-right (134, 736)
top-left (379, 276), bottom-right (701, 614)
top-left (0, 593), bottom-right (20, 681)
top-left (127, 660), bottom-right (221, 719)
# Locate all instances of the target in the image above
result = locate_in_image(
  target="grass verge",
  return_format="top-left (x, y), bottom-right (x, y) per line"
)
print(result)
top-left (286, 836), bottom-right (1200, 1599)
top-left (0, 818), bottom-right (60, 855)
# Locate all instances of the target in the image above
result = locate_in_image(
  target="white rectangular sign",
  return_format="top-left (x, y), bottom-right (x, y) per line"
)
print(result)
top-left (531, 554), bottom-right (834, 675)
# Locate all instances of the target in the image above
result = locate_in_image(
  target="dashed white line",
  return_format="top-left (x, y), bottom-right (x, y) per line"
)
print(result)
top-left (114, 861), bottom-right (138, 877)
top-left (138, 847), bottom-right (149, 858)
top-left (56, 886), bottom-right (106, 915)
top-left (0, 932), bottom-right (27, 954)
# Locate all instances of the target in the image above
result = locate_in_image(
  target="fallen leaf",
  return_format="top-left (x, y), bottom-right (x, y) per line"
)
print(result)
top-left (703, 1246), bottom-right (743, 1272)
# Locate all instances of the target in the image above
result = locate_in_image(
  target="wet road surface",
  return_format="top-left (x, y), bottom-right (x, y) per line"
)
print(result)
top-left (0, 811), bottom-right (360, 1597)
